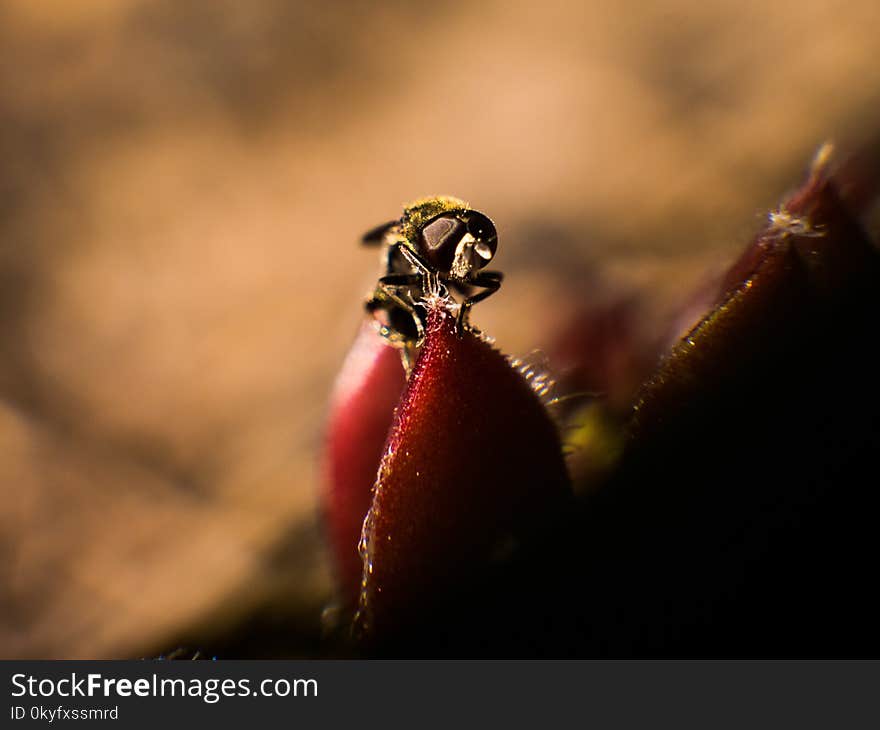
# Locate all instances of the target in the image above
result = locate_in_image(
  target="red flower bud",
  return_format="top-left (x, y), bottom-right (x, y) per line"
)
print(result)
top-left (321, 321), bottom-right (406, 604)
top-left (355, 302), bottom-right (571, 644)
top-left (631, 149), bottom-right (880, 440)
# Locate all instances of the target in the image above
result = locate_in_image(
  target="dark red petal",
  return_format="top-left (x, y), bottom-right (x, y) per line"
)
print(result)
top-left (321, 321), bottom-right (406, 604)
top-left (631, 156), bottom-right (880, 440)
top-left (356, 303), bottom-right (571, 643)
top-left (564, 149), bottom-right (880, 655)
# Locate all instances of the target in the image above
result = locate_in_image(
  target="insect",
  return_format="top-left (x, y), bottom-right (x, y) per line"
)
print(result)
top-left (361, 196), bottom-right (503, 366)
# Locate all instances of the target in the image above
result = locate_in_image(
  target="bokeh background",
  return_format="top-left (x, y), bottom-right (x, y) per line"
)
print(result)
top-left (2, 0), bottom-right (879, 658)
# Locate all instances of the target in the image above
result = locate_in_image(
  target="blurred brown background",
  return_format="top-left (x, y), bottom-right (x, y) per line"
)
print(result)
top-left (1, 0), bottom-right (878, 658)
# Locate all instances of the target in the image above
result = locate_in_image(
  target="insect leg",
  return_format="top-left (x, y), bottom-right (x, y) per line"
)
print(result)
top-left (388, 242), bottom-right (449, 300)
top-left (456, 270), bottom-right (503, 335)
top-left (366, 272), bottom-right (427, 351)
top-left (378, 272), bottom-right (422, 287)
top-left (391, 243), bottom-right (433, 275)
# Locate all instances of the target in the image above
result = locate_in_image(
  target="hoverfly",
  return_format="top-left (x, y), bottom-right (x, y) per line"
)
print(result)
top-left (362, 196), bottom-right (503, 368)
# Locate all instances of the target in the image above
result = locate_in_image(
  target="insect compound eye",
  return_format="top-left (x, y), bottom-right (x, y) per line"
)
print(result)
top-left (465, 211), bottom-right (498, 267)
top-left (419, 214), bottom-right (467, 271)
